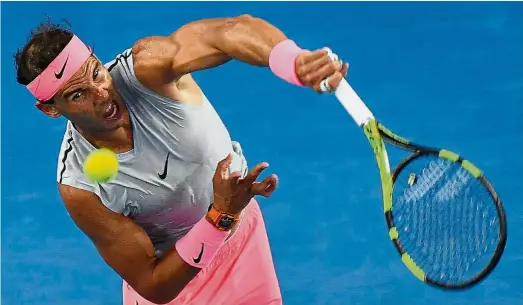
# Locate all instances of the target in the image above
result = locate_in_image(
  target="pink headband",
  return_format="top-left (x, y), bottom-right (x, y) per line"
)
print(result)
top-left (26, 35), bottom-right (91, 101)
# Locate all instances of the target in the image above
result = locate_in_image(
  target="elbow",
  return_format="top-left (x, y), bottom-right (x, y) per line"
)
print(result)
top-left (231, 13), bottom-right (287, 43)
top-left (134, 283), bottom-right (182, 305)
top-left (144, 295), bottom-right (175, 305)
top-left (235, 13), bottom-right (255, 22)
top-left (234, 14), bottom-right (265, 26)
top-left (148, 296), bottom-right (178, 305)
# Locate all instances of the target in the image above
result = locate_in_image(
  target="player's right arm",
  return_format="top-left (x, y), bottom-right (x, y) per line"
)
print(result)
top-left (58, 154), bottom-right (278, 304)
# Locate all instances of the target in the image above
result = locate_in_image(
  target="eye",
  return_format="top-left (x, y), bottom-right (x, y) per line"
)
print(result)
top-left (93, 68), bottom-right (100, 79)
top-left (71, 90), bottom-right (84, 100)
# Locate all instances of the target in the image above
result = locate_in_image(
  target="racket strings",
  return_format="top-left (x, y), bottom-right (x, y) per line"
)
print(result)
top-left (392, 156), bottom-right (500, 284)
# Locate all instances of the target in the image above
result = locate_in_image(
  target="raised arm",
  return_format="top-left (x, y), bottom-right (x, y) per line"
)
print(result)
top-left (131, 14), bottom-right (347, 95)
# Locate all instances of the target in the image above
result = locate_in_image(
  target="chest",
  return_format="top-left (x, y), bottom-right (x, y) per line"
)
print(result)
top-left (99, 127), bottom-right (239, 233)
top-left (100, 148), bottom-right (216, 236)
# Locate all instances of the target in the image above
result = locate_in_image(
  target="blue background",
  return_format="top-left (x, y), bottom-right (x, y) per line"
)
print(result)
top-left (2, 2), bottom-right (522, 305)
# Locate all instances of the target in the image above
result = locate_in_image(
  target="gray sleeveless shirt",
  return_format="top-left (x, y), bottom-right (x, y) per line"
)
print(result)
top-left (57, 49), bottom-right (248, 258)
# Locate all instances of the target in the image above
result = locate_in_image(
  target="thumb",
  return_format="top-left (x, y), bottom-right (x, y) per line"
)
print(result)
top-left (340, 62), bottom-right (349, 77)
top-left (216, 153), bottom-right (234, 179)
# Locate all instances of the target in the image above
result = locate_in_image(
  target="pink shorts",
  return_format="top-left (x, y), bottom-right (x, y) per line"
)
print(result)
top-left (122, 199), bottom-right (283, 305)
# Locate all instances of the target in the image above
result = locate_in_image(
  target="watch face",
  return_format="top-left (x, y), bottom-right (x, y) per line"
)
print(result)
top-left (218, 215), bottom-right (235, 229)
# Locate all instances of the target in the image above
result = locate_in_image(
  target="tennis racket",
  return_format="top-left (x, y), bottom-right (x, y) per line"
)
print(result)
top-left (332, 77), bottom-right (507, 290)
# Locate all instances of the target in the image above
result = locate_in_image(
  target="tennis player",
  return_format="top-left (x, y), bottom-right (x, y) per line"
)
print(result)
top-left (14, 15), bottom-right (347, 305)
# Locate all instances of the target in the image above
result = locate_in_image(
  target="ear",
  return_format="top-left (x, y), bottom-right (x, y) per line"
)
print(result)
top-left (35, 101), bottom-right (62, 118)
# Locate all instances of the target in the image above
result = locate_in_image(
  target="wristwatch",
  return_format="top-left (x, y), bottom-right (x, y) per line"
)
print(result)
top-left (206, 205), bottom-right (240, 231)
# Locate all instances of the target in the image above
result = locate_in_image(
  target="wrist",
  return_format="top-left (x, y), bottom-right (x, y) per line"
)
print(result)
top-left (211, 195), bottom-right (241, 216)
top-left (269, 39), bottom-right (307, 87)
top-left (175, 216), bottom-right (229, 269)
top-left (206, 204), bottom-right (241, 231)
top-left (209, 198), bottom-right (241, 215)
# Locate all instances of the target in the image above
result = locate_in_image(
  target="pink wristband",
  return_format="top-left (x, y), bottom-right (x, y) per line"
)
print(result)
top-left (269, 40), bottom-right (306, 87)
top-left (175, 216), bottom-right (229, 268)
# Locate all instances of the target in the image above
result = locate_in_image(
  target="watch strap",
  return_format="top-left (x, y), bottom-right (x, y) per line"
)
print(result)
top-left (206, 205), bottom-right (240, 231)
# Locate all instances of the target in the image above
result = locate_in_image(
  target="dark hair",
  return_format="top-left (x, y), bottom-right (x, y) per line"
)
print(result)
top-left (14, 18), bottom-right (74, 89)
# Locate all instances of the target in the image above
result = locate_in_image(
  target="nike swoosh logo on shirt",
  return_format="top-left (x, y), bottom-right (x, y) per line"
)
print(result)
top-left (158, 152), bottom-right (170, 180)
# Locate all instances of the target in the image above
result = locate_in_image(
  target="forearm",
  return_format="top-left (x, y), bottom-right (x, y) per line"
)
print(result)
top-left (210, 14), bottom-right (288, 67)
top-left (137, 216), bottom-right (229, 303)
top-left (96, 223), bottom-right (200, 304)
top-left (91, 212), bottom-right (226, 304)
top-left (144, 249), bottom-right (201, 303)
top-left (167, 15), bottom-right (289, 75)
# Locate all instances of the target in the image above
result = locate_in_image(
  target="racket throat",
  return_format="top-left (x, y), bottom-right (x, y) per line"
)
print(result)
top-left (363, 120), bottom-right (394, 212)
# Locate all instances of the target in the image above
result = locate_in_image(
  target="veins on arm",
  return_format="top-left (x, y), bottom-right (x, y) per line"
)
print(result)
top-left (132, 15), bottom-right (288, 82)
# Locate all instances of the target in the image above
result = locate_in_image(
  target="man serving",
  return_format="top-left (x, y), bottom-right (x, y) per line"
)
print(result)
top-left (14, 14), bottom-right (347, 305)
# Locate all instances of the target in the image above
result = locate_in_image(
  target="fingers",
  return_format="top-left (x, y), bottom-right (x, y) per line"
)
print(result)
top-left (217, 156), bottom-right (278, 199)
top-left (297, 49), bottom-right (328, 65)
top-left (297, 50), bottom-right (342, 86)
top-left (327, 71), bottom-right (344, 91)
top-left (307, 59), bottom-right (342, 86)
top-left (215, 153), bottom-right (234, 179)
top-left (297, 49), bottom-right (329, 71)
top-left (340, 62), bottom-right (349, 77)
top-left (251, 174), bottom-right (279, 197)
top-left (296, 47), bottom-right (348, 93)
top-left (297, 55), bottom-right (330, 79)
top-left (243, 162), bottom-right (278, 197)
top-left (228, 171), bottom-right (242, 184)
top-left (243, 162), bottom-right (269, 185)
top-left (315, 62), bottom-right (349, 93)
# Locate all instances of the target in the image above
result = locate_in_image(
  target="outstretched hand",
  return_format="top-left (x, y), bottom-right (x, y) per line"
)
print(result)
top-left (212, 153), bottom-right (278, 215)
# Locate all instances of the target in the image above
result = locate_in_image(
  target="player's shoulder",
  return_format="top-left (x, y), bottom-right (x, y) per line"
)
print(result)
top-left (130, 36), bottom-right (177, 65)
top-left (104, 48), bottom-right (134, 73)
top-left (102, 40), bottom-right (166, 71)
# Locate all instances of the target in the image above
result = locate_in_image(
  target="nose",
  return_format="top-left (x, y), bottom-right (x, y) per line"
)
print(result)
top-left (91, 83), bottom-right (111, 103)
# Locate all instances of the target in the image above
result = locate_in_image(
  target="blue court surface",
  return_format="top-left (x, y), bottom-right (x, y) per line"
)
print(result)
top-left (2, 2), bottom-right (522, 305)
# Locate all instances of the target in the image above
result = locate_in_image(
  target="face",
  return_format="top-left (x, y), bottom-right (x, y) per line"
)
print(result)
top-left (38, 56), bottom-right (127, 133)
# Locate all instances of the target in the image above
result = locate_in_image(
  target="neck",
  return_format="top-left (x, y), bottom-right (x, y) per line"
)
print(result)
top-left (75, 112), bottom-right (134, 154)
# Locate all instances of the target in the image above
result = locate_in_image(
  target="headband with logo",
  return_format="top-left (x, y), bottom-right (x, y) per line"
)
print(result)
top-left (26, 35), bottom-right (91, 102)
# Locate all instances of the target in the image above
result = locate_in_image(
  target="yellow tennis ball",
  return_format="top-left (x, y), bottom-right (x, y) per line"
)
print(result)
top-left (83, 148), bottom-right (119, 183)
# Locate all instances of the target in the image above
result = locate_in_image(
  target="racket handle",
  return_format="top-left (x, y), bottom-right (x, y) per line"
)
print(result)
top-left (334, 78), bottom-right (375, 126)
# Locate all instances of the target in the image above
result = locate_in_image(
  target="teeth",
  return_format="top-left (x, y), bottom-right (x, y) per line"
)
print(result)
top-left (104, 102), bottom-right (117, 118)
top-left (109, 104), bottom-right (117, 118)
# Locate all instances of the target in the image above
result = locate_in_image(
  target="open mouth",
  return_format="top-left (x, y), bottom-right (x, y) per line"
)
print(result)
top-left (102, 100), bottom-right (121, 120)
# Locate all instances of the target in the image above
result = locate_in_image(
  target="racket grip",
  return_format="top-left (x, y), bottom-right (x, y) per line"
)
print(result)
top-left (334, 78), bottom-right (375, 126)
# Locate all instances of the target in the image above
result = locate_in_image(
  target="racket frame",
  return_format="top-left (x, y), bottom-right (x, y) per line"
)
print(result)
top-left (334, 79), bottom-right (508, 290)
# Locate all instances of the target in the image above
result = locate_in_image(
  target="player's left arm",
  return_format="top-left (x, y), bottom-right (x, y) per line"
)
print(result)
top-left (131, 14), bottom-right (347, 93)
